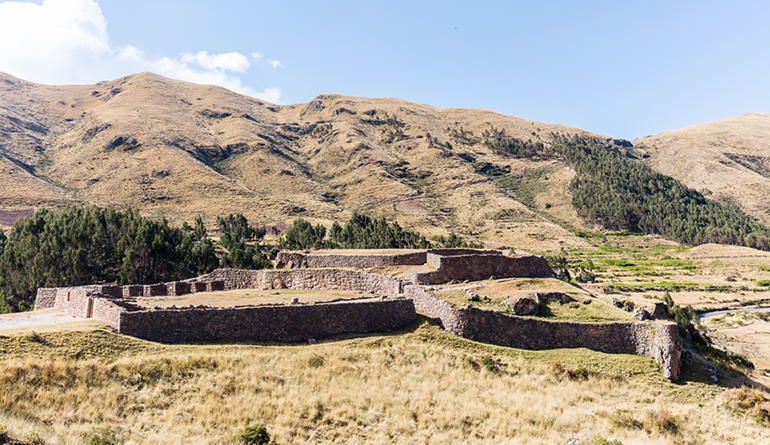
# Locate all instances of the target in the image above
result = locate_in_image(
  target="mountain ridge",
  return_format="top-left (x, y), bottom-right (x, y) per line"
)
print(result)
top-left (1, 71), bottom-right (768, 253)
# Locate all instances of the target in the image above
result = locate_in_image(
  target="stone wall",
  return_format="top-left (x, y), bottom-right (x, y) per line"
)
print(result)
top-left (275, 251), bottom-right (427, 269)
top-left (201, 268), bottom-right (403, 295)
top-left (34, 288), bottom-right (57, 310)
top-left (117, 299), bottom-right (417, 343)
top-left (414, 253), bottom-right (553, 285)
top-left (33, 268), bottom-right (405, 320)
top-left (166, 281), bottom-right (191, 296)
top-left (91, 298), bottom-right (123, 330)
top-left (405, 285), bottom-right (681, 381)
top-left (52, 286), bottom-right (100, 318)
top-left (123, 285), bottom-right (143, 297)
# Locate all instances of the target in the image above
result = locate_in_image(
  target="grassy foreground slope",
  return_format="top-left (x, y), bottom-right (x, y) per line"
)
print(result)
top-left (0, 319), bottom-right (768, 445)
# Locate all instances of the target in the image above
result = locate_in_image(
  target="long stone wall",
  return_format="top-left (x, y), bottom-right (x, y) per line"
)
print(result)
top-left (405, 285), bottom-right (681, 381)
top-left (414, 253), bottom-right (554, 285)
top-left (30, 260), bottom-right (680, 381)
top-left (275, 251), bottom-right (427, 269)
top-left (116, 299), bottom-right (417, 343)
top-left (200, 268), bottom-right (403, 295)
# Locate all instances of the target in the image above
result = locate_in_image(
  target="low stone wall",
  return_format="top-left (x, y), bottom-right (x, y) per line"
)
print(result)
top-left (167, 281), bottom-right (191, 296)
top-left (123, 285), bottom-right (143, 297)
top-left (414, 253), bottom-right (553, 285)
top-left (92, 298), bottom-right (123, 330)
top-left (275, 251), bottom-right (427, 269)
top-left (405, 285), bottom-right (681, 381)
top-left (201, 268), bottom-right (403, 295)
top-left (34, 288), bottom-right (57, 310)
top-left (425, 249), bottom-right (501, 268)
top-left (101, 285), bottom-right (122, 298)
top-left (117, 299), bottom-right (417, 343)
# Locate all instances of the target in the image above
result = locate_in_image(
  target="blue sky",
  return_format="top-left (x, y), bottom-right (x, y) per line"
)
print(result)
top-left (0, 0), bottom-right (768, 140)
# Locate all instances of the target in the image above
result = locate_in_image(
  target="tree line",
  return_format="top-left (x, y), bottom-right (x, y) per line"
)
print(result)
top-left (278, 212), bottom-right (481, 251)
top-left (0, 207), bottom-right (272, 313)
top-left (279, 212), bottom-right (432, 250)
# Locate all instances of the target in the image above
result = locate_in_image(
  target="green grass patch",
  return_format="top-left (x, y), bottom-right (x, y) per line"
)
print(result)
top-left (604, 281), bottom-right (735, 292)
top-left (433, 280), bottom-right (633, 322)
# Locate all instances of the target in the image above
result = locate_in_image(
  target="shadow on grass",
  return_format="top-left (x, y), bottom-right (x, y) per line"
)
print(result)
top-left (672, 339), bottom-right (769, 391)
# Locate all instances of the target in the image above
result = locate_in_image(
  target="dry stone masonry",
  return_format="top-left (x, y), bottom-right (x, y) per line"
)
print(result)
top-left (405, 285), bottom-right (681, 380)
top-left (32, 248), bottom-right (681, 380)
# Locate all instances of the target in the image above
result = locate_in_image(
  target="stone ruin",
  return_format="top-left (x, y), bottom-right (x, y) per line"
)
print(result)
top-left (32, 248), bottom-right (681, 381)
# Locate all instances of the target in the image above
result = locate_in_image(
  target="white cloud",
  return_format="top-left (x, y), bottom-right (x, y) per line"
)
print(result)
top-left (0, 0), bottom-right (109, 85)
top-left (180, 51), bottom-right (250, 73)
top-left (0, 0), bottom-right (283, 103)
top-left (252, 52), bottom-right (281, 68)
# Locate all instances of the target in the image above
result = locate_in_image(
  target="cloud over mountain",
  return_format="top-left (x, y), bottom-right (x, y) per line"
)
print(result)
top-left (0, 0), bottom-right (282, 103)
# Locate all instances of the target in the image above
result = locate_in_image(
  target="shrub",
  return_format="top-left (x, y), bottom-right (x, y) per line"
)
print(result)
top-left (25, 331), bottom-right (44, 344)
top-left (307, 354), bottom-right (325, 368)
top-left (730, 388), bottom-right (770, 426)
top-left (237, 425), bottom-right (273, 445)
top-left (567, 366), bottom-right (591, 381)
top-left (480, 356), bottom-right (497, 372)
top-left (82, 427), bottom-right (119, 445)
top-left (24, 431), bottom-right (45, 445)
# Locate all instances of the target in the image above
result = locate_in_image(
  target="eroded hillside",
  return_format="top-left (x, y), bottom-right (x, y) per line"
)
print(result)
top-left (0, 71), bottom-right (615, 251)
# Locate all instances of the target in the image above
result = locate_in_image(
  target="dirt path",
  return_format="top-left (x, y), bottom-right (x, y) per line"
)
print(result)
top-left (0, 309), bottom-right (85, 330)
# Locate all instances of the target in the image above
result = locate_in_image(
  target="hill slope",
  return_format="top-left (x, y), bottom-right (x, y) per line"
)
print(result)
top-left (0, 71), bottom-right (613, 251)
top-left (635, 113), bottom-right (770, 225)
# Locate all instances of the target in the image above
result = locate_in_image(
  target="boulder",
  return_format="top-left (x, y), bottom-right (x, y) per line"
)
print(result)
top-left (513, 297), bottom-right (539, 316)
top-left (633, 307), bottom-right (653, 321)
top-left (537, 292), bottom-right (572, 304)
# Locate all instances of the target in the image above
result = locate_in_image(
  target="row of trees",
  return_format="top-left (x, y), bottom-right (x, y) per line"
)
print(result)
top-left (486, 132), bottom-right (770, 251)
top-left (280, 212), bottom-right (433, 250)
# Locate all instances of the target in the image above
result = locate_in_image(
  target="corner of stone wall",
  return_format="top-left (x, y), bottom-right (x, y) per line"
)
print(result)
top-left (630, 322), bottom-right (682, 381)
top-left (34, 288), bottom-right (58, 310)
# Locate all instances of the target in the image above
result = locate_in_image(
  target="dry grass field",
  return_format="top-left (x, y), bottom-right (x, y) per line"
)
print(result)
top-left (0, 319), bottom-right (769, 445)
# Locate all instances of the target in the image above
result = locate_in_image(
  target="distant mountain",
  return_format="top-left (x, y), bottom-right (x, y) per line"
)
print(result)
top-left (635, 113), bottom-right (770, 225)
top-left (0, 71), bottom-right (613, 252)
top-left (3, 71), bottom-right (768, 253)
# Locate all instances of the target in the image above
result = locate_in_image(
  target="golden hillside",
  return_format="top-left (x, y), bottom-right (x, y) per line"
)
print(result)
top-left (634, 113), bottom-right (770, 225)
top-left (0, 71), bottom-right (613, 251)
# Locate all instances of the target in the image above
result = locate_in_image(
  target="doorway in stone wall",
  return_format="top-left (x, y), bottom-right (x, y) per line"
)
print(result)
top-left (86, 298), bottom-right (94, 318)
